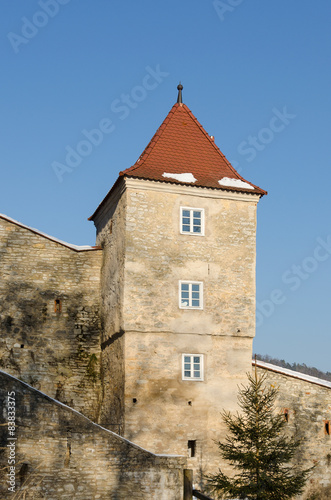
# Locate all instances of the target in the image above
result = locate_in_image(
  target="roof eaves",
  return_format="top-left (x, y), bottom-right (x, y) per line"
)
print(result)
top-left (122, 175), bottom-right (264, 196)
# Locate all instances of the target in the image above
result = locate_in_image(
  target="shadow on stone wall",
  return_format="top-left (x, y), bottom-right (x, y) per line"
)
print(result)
top-left (0, 370), bottom-right (185, 499)
top-left (0, 274), bottom-right (103, 422)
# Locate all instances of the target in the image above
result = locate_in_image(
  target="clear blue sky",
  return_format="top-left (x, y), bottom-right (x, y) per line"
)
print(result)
top-left (1, 1), bottom-right (331, 371)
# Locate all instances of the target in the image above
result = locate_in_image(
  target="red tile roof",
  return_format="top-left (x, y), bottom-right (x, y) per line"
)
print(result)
top-left (89, 102), bottom-right (266, 221)
top-left (119, 103), bottom-right (267, 196)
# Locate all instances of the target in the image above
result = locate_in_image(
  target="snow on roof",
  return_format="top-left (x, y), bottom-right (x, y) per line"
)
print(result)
top-left (91, 103), bottom-right (267, 220)
top-left (0, 213), bottom-right (101, 252)
top-left (162, 172), bottom-right (197, 183)
top-left (253, 359), bottom-right (331, 389)
top-left (218, 177), bottom-right (254, 190)
top-left (0, 369), bottom-right (184, 458)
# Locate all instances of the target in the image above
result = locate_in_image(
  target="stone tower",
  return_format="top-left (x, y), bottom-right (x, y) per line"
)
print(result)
top-left (89, 88), bottom-right (266, 476)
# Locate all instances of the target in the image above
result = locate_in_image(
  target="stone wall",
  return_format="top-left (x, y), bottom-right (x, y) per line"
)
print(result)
top-left (0, 216), bottom-right (103, 421)
top-left (124, 332), bottom-right (253, 484)
top-left (2, 191), bottom-right (331, 498)
top-left (122, 179), bottom-right (259, 474)
top-left (92, 181), bottom-right (127, 431)
top-left (0, 370), bottom-right (186, 499)
top-left (124, 179), bottom-right (259, 338)
top-left (257, 363), bottom-right (331, 497)
top-left (90, 178), bottom-right (261, 482)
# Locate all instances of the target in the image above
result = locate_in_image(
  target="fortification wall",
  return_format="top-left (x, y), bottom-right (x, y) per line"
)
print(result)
top-left (0, 216), bottom-right (103, 420)
top-left (257, 364), bottom-right (331, 496)
top-left (0, 371), bottom-right (186, 499)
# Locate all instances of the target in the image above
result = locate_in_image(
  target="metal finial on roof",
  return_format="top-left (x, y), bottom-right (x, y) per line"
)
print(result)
top-left (177, 82), bottom-right (183, 103)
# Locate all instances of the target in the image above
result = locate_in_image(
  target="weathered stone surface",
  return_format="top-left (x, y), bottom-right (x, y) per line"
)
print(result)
top-left (0, 371), bottom-right (186, 499)
top-left (124, 331), bottom-right (253, 479)
top-left (93, 182), bottom-right (126, 431)
top-left (0, 217), bottom-right (102, 420)
top-left (257, 365), bottom-right (331, 496)
top-left (1, 171), bottom-right (330, 500)
top-left (123, 180), bottom-right (258, 337)
top-left (93, 178), bottom-right (260, 480)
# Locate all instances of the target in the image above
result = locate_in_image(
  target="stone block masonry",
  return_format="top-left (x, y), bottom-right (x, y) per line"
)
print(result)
top-left (0, 215), bottom-right (103, 421)
top-left (257, 363), bottom-right (331, 497)
top-left (92, 182), bottom-right (127, 430)
top-left (0, 370), bottom-right (186, 499)
top-left (91, 178), bottom-right (260, 481)
top-left (123, 180), bottom-right (259, 338)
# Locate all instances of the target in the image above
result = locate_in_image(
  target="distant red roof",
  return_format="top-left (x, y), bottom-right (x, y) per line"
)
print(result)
top-left (119, 103), bottom-right (266, 196)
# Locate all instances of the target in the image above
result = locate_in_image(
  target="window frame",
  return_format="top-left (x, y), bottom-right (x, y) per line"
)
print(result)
top-left (182, 354), bottom-right (204, 381)
top-left (180, 207), bottom-right (205, 236)
top-left (179, 281), bottom-right (203, 310)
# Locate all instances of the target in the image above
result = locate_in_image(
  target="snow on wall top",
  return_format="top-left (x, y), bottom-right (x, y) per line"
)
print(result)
top-left (253, 360), bottom-right (331, 389)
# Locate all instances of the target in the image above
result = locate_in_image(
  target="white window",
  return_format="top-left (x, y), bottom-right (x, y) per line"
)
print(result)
top-left (180, 207), bottom-right (204, 235)
top-left (182, 354), bottom-right (204, 381)
top-left (179, 281), bottom-right (203, 309)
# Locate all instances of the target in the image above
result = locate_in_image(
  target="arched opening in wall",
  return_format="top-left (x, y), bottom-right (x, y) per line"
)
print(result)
top-left (324, 421), bottom-right (330, 436)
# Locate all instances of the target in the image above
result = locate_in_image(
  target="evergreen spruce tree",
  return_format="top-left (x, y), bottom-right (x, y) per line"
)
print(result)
top-left (207, 369), bottom-right (312, 500)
